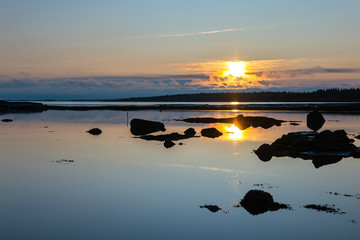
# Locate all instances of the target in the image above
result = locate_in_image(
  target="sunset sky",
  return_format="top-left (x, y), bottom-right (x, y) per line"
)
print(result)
top-left (1, 0), bottom-right (360, 100)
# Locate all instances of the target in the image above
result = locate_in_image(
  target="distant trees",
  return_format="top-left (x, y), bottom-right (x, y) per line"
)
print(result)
top-left (114, 88), bottom-right (360, 102)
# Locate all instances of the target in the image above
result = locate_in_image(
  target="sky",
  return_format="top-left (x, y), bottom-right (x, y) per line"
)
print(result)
top-left (0, 0), bottom-right (360, 100)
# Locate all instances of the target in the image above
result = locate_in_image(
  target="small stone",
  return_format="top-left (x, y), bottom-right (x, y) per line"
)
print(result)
top-left (184, 128), bottom-right (196, 136)
top-left (201, 127), bottom-right (223, 138)
top-left (164, 140), bottom-right (175, 148)
top-left (87, 128), bottom-right (102, 135)
top-left (307, 110), bottom-right (325, 131)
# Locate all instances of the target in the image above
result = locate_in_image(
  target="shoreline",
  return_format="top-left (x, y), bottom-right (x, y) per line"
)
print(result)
top-left (2, 100), bottom-right (360, 113)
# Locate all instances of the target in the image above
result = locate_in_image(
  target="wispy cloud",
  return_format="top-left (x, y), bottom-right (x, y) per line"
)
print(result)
top-left (105, 25), bottom-right (276, 41)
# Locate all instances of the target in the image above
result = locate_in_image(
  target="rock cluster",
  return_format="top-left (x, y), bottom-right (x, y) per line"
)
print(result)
top-left (255, 130), bottom-right (360, 168)
top-left (181, 114), bottom-right (285, 130)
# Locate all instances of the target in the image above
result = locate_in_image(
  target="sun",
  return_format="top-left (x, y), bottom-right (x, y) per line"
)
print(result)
top-left (224, 61), bottom-right (246, 77)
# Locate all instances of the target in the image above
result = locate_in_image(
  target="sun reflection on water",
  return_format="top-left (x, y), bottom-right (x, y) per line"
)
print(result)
top-left (225, 124), bottom-right (243, 140)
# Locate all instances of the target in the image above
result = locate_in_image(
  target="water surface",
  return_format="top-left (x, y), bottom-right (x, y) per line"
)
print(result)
top-left (1, 110), bottom-right (359, 239)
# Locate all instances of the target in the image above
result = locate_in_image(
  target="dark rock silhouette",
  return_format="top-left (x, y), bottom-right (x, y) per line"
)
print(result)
top-left (181, 114), bottom-right (285, 130)
top-left (290, 122), bottom-right (300, 126)
top-left (1, 118), bottom-right (13, 122)
top-left (240, 190), bottom-right (290, 215)
top-left (355, 135), bottom-right (360, 140)
top-left (184, 128), bottom-right (196, 136)
top-left (0, 100), bottom-right (46, 113)
top-left (255, 130), bottom-right (360, 168)
top-left (164, 140), bottom-right (175, 148)
top-left (199, 205), bottom-right (222, 213)
top-left (139, 132), bottom-right (197, 141)
top-left (254, 144), bottom-right (273, 162)
top-left (87, 128), bottom-right (102, 135)
top-left (130, 118), bottom-right (166, 135)
top-left (303, 204), bottom-right (345, 215)
top-left (201, 127), bottom-right (223, 138)
top-left (307, 110), bottom-right (325, 131)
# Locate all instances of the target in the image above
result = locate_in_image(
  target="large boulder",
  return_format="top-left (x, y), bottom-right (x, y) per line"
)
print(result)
top-left (130, 118), bottom-right (166, 135)
top-left (307, 110), bottom-right (325, 131)
top-left (201, 127), bottom-right (223, 138)
top-left (240, 190), bottom-right (290, 215)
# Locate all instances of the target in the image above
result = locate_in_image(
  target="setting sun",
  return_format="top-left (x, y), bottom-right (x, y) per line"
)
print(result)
top-left (224, 61), bottom-right (246, 77)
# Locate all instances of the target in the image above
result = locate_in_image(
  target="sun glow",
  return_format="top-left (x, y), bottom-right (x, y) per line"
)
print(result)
top-left (225, 124), bottom-right (243, 140)
top-left (224, 61), bottom-right (246, 77)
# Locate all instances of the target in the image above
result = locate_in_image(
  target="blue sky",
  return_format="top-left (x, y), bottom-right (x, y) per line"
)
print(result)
top-left (1, 0), bottom-right (359, 99)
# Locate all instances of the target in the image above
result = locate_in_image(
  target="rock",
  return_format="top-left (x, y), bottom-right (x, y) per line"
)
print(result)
top-left (184, 128), bottom-right (196, 136)
top-left (240, 190), bottom-right (290, 215)
top-left (201, 127), bottom-right (223, 138)
top-left (139, 132), bottom-right (197, 141)
top-left (258, 130), bottom-right (360, 168)
top-left (199, 205), bottom-right (222, 213)
top-left (290, 122), bottom-right (300, 126)
top-left (254, 144), bottom-right (273, 162)
top-left (87, 128), bottom-right (102, 135)
top-left (181, 114), bottom-right (285, 130)
top-left (1, 118), bottom-right (13, 122)
top-left (307, 110), bottom-right (325, 131)
top-left (164, 140), bottom-right (175, 148)
top-left (130, 118), bottom-right (166, 135)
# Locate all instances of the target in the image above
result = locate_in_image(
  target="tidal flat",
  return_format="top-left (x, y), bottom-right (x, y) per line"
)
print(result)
top-left (1, 109), bottom-right (360, 240)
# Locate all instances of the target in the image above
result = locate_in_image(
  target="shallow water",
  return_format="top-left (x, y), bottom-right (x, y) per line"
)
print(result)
top-left (1, 110), bottom-right (360, 240)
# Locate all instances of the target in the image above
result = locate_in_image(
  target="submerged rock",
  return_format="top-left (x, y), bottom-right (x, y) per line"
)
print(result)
top-left (87, 128), bottom-right (102, 135)
top-left (303, 204), bottom-right (345, 215)
top-left (201, 127), bottom-right (223, 138)
top-left (130, 118), bottom-right (166, 136)
top-left (307, 110), bottom-right (325, 131)
top-left (1, 118), bottom-right (13, 122)
top-left (199, 205), bottom-right (222, 213)
top-left (255, 130), bottom-right (360, 168)
top-left (254, 144), bottom-right (273, 162)
top-left (164, 140), bottom-right (175, 148)
top-left (240, 190), bottom-right (290, 215)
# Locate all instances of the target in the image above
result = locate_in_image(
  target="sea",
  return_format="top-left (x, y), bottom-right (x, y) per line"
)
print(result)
top-left (1, 102), bottom-right (359, 239)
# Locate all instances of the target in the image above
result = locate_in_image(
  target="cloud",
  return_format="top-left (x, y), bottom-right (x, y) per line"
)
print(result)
top-left (1, 67), bottom-right (359, 100)
top-left (250, 67), bottom-right (360, 79)
top-left (104, 25), bottom-right (276, 41)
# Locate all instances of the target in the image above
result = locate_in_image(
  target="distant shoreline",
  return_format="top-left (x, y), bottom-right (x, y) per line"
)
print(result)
top-left (2, 100), bottom-right (360, 113)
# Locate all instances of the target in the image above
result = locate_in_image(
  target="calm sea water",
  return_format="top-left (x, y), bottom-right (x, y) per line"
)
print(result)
top-left (35, 101), bottom-right (359, 106)
top-left (1, 108), bottom-right (360, 239)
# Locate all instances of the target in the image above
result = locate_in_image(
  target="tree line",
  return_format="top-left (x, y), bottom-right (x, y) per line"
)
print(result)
top-left (114, 88), bottom-right (360, 102)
